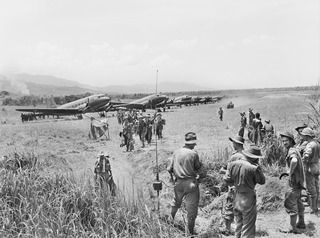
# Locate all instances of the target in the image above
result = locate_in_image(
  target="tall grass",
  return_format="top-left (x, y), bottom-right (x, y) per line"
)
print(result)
top-left (0, 153), bottom-right (179, 238)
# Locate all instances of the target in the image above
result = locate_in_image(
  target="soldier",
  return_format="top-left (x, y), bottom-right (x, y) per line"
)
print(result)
top-left (137, 115), bottom-right (147, 148)
top-left (116, 110), bottom-right (121, 124)
top-left (248, 108), bottom-right (255, 126)
top-left (154, 113), bottom-right (165, 140)
top-left (224, 145), bottom-right (265, 238)
top-left (94, 152), bottom-right (116, 196)
top-left (219, 135), bottom-right (245, 235)
top-left (295, 123), bottom-right (308, 156)
top-left (145, 114), bottom-right (153, 145)
top-left (279, 132), bottom-right (306, 233)
top-left (252, 113), bottom-right (263, 145)
top-left (167, 132), bottom-right (202, 235)
top-left (218, 107), bottom-right (224, 121)
top-left (300, 127), bottom-right (320, 214)
top-left (263, 119), bottom-right (274, 139)
top-left (122, 118), bottom-right (134, 152)
top-left (238, 112), bottom-right (247, 138)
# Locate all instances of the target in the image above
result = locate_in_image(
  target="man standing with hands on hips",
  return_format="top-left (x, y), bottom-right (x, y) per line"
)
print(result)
top-left (167, 132), bottom-right (202, 236)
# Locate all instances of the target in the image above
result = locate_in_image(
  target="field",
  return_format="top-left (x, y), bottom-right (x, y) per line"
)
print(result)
top-left (0, 88), bottom-right (319, 237)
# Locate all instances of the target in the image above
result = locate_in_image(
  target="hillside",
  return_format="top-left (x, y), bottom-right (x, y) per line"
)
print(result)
top-left (0, 73), bottom-right (211, 96)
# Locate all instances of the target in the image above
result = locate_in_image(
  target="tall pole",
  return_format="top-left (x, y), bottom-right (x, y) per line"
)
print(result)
top-left (156, 69), bottom-right (158, 95)
top-left (155, 69), bottom-right (160, 211)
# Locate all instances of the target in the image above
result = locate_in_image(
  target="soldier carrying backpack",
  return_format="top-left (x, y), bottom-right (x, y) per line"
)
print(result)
top-left (94, 152), bottom-right (116, 196)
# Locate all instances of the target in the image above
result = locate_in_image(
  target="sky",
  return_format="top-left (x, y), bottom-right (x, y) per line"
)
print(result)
top-left (0, 0), bottom-right (319, 90)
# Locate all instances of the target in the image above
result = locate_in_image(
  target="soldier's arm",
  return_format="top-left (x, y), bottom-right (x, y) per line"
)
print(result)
top-left (289, 156), bottom-right (298, 176)
top-left (167, 161), bottom-right (173, 173)
top-left (167, 156), bottom-right (174, 180)
top-left (255, 166), bottom-right (266, 185)
top-left (223, 163), bottom-right (234, 185)
top-left (288, 156), bottom-right (298, 185)
top-left (194, 153), bottom-right (202, 171)
top-left (302, 142), bottom-right (313, 164)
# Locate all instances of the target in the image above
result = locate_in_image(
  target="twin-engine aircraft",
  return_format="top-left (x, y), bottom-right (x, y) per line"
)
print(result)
top-left (16, 94), bottom-right (111, 116)
top-left (110, 94), bottom-right (169, 111)
top-left (16, 93), bottom-right (169, 116)
top-left (166, 95), bottom-right (224, 107)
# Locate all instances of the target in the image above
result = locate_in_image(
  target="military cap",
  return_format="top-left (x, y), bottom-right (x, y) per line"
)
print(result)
top-left (279, 131), bottom-right (295, 145)
top-left (242, 145), bottom-right (263, 159)
top-left (229, 135), bottom-right (245, 145)
top-left (295, 123), bottom-right (308, 133)
top-left (300, 127), bottom-right (315, 137)
top-left (185, 132), bottom-right (197, 145)
top-left (97, 151), bottom-right (109, 158)
top-left (265, 119), bottom-right (270, 123)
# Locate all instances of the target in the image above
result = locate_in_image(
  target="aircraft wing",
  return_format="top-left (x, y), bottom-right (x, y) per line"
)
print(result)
top-left (113, 103), bottom-right (145, 110)
top-left (16, 108), bottom-right (83, 115)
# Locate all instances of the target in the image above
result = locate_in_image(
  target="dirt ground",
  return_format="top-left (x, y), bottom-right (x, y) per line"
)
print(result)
top-left (0, 89), bottom-right (319, 237)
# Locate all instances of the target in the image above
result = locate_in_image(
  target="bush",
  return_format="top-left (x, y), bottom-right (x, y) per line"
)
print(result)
top-left (0, 157), bottom-right (179, 237)
top-left (261, 135), bottom-right (286, 167)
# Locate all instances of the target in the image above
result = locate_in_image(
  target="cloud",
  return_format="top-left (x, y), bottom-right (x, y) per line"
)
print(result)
top-left (241, 34), bottom-right (274, 46)
top-left (168, 39), bottom-right (198, 50)
top-left (90, 42), bottom-right (116, 57)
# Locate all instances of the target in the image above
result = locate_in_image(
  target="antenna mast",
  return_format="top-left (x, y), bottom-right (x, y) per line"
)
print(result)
top-left (152, 69), bottom-right (162, 212)
top-left (155, 69), bottom-right (159, 180)
top-left (156, 69), bottom-right (158, 95)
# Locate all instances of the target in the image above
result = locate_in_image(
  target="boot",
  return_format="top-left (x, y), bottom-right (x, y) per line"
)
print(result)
top-left (310, 197), bottom-right (319, 214)
top-left (289, 215), bottom-right (301, 234)
top-left (296, 215), bottom-right (306, 229)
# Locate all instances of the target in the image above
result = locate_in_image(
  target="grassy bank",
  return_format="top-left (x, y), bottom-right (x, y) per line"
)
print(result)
top-left (0, 154), bottom-right (178, 238)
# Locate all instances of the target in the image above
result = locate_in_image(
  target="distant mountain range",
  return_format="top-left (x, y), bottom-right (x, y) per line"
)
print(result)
top-left (0, 73), bottom-right (210, 96)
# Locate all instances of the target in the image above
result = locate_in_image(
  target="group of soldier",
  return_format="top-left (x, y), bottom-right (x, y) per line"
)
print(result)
top-left (118, 109), bottom-right (166, 152)
top-left (93, 106), bottom-right (319, 237)
top-left (238, 108), bottom-right (274, 146)
top-left (167, 123), bottom-right (319, 237)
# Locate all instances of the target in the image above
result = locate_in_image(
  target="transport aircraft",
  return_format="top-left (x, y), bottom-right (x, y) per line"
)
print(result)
top-left (191, 96), bottom-right (202, 104)
top-left (110, 94), bottom-right (169, 111)
top-left (16, 94), bottom-right (111, 116)
top-left (166, 95), bottom-right (193, 107)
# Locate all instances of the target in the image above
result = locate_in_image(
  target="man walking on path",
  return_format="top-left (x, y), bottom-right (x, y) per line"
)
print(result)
top-left (300, 127), bottom-right (320, 214)
top-left (248, 108), bottom-right (255, 126)
top-left (280, 132), bottom-right (306, 233)
top-left (167, 132), bottom-right (202, 235)
top-left (238, 112), bottom-right (247, 138)
top-left (252, 113), bottom-right (263, 145)
top-left (218, 107), bottom-right (224, 121)
top-left (263, 119), bottom-right (274, 138)
top-left (94, 152), bottom-right (116, 196)
top-left (219, 135), bottom-right (245, 235)
top-left (224, 145), bottom-right (265, 238)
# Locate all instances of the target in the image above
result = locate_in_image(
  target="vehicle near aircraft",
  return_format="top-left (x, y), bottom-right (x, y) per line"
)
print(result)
top-left (16, 94), bottom-right (111, 117)
top-left (227, 101), bottom-right (234, 109)
top-left (110, 94), bottom-right (169, 112)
